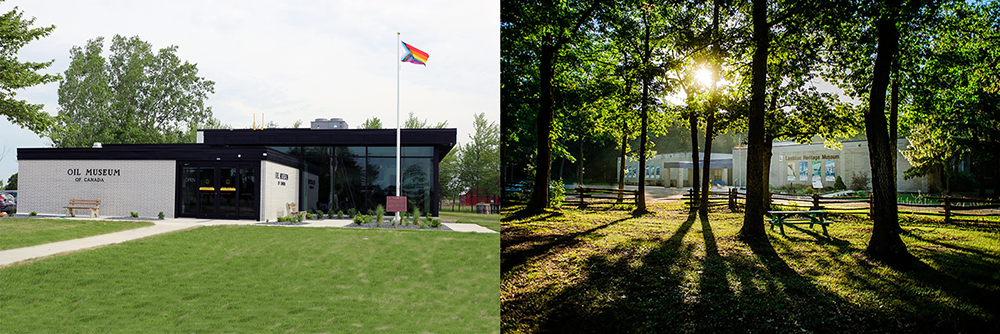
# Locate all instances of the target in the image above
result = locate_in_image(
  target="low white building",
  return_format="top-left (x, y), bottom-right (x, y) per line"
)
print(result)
top-left (730, 138), bottom-right (937, 192)
top-left (618, 152), bottom-right (733, 187)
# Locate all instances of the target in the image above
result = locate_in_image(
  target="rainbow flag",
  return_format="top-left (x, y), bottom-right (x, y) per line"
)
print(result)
top-left (401, 42), bottom-right (429, 66)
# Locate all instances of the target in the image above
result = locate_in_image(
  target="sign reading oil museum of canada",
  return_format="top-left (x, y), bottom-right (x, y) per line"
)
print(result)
top-left (68, 168), bottom-right (121, 182)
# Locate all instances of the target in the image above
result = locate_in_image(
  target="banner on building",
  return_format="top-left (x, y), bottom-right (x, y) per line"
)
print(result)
top-left (787, 162), bottom-right (795, 181)
top-left (799, 161), bottom-right (808, 181)
top-left (825, 161), bottom-right (836, 181)
top-left (812, 161), bottom-right (821, 182)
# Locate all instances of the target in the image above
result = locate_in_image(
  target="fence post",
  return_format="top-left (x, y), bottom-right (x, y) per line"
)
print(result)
top-left (868, 193), bottom-right (874, 218)
top-left (944, 195), bottom-right (952, 224)
top-left (729, 188), bottom-right (736, 212)
top-left (811, 193), bottom-right (821, 211)
top-left (578, 187), bottom-right (585, 207)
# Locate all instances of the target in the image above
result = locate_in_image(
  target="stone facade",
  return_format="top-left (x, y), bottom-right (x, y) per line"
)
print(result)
top-left (18, 160), bottom-right (176, 217)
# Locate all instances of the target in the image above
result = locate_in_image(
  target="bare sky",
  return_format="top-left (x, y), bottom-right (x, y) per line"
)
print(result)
top-left (0, 0), bottom-right (500, 181)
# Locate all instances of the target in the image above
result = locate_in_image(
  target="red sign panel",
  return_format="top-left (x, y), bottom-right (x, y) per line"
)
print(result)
top-left (387, 196), bottom-right (407, 212)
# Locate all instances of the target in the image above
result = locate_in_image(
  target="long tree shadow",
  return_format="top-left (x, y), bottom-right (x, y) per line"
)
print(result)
top-left (523, 212), bottom-right (700, 333)
top-left (902, 228), bottom-right (1000, 260)
top-left (743, 238), bottom-right (873, 332)
top-left (692, 213), bottom-right (738, 332)
top-left (501, 216), bottom-right (632, 275)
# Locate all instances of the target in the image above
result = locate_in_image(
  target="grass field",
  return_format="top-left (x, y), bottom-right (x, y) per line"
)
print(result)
top-left (2, 225), bottom-right (499, 333)
top-left (440, 209), bottom-right (501, 232)
top-left (502, 203), bottom-right (1000, 333)
top-left (0, 218), bottom-right (154, 251)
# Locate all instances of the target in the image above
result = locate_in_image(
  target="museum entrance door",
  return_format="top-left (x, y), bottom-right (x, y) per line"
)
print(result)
top-left (179, 163), bottom-right (258, 220)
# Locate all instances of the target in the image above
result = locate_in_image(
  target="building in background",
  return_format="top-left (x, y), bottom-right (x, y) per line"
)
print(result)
top-left (730, 138), bottom-right (938, 192)
top-left (618, 152), bottom-right (734, 188)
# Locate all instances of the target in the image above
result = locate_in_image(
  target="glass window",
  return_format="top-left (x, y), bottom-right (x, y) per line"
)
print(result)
top-left (334, 157), bottom-right (365, 212)
top-left (336, 147), bottom-right (365, 157)
top-left (270, 146), bottom-right (301, 155)
top-left (367, 146), bottom-right (396, 157)
top-left (366, 157), bottom-right (397, 212)
top-left (181, 167), bottom-right (198, 215)
top-left (302, 146), bottom-right (332, 156)
top-left (402, 157), bottom-right (433, 215)
top-left (403, 146), bottom-right (433, 157)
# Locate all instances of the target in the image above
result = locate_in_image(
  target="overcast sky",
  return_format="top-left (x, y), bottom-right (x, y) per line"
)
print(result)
top-left (0, 0), bottom-right (499, 182)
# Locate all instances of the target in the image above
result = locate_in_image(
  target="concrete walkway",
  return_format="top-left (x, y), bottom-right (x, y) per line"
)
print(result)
top-left (0, 217), bottom-right (496, 267)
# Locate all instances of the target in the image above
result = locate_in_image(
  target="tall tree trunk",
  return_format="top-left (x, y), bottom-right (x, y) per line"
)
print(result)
top-left (994, 153), bottom-right (1000, 198)
top-left (578, 140), bottom-right (584, 185)
top-left (525, 40), bottom-right (555, 213)
top-left (699, 0), bottom-right (721, 217)
top-left (689, 111), bottom-right (701, 212)
top-left (864, 0), bottom-right (914, 264)
top-left (701, 113), bottom-right (715, 216)
top-left (740, 0), bottom-right (769, 242)
top-left (559, 155), bottom-right (566, 183)
top-left (618, 131), bottom-right (627, 203)
top-left (636, 20), bottom-right (650, 214)
top-left (890, 67), bottom-right (898, 193)
top-left (763, 138), bottom-right (774, 211)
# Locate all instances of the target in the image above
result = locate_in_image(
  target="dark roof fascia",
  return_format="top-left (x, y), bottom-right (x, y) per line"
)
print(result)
top-left (17, 144), bottom-right (293, 164)
top-left (200, 128), bottom-right (458, 150)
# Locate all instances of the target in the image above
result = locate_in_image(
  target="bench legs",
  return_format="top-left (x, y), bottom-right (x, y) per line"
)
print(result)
top-left (65, 208), bottom-right (75, 217)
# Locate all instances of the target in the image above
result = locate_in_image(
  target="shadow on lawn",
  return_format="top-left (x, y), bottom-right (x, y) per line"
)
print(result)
top-left (501, 216), bottom-right (631, 275)
top-left (503, 209), bottom-right (1000, 333)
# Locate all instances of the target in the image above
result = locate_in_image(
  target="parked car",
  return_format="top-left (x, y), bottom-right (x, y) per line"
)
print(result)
top-left (0, 192), bottom-right (15, 214)
top-left (0, 190), bottom-right (16, 200)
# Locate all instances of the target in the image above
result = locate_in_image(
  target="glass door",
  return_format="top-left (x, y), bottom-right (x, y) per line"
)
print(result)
top-left (178, 163), bottom-right (258, 220)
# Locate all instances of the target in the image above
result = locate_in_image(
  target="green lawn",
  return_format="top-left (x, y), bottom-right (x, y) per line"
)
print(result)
top-left (440, 208), bottom-right (501, 232)
top-left (0, 218), bottom-right (154, 250)
top-left (502, 203), bottom-right (1000, 333)
top-left (1, 225), bottom-right (499, 333)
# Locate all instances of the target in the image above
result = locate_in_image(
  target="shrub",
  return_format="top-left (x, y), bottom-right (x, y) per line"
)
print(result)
top-left (130, 212), bottom-right (139, 218)
top-left (296, 213), bottom-right (305, 223)
top-left (367, 208), bottom-right (374, 216)
top-left (363, 215), bottom-right (373, 225)
top-left (158, 212), bottom-right (165, 220)
top-left (348, 208), bottom-right (357, 218)
top-left (30, 211), bottom-right (37, 216)
top-left (375, 205), bottom-right (385, 226)
top-left (549, 178), bottom-right (566, 208)
top-left (834, 176), bottom-right (847, 190)
top-left (429, 218), bottom-right (441, 228)
top-left (352, 215), bottom-right (363, 225)
top-left (412, 208), bottom-right (421, 226)
top-left (337, 210), bottom-right (344, 219)
top-left (306, 212), bottom-right (314, 220)
top-left (850, 172), bottom-right (871, 191)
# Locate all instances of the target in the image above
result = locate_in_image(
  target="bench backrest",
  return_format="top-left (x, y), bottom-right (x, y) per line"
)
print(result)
top-left (287, 202), bottom-right (298, 212)
top-left (69, 199), bottom-right (101, 207)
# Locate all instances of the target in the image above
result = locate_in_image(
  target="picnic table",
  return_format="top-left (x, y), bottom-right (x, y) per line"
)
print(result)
top-left (766, 210), bottom-right (831, 237)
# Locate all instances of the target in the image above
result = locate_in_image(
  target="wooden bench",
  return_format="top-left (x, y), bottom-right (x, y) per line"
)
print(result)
top-left (286, 203), bottom-right (306, 216)
top-left (574, 187), bottom-right (639, 208)
top-left (767, 210), bottom-right (831, 236)
top-left (64, 199), bottom-right (101, 218)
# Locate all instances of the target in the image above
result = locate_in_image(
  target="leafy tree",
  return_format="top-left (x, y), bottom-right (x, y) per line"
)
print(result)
top-left (5, 172), bottom-right (16, 190)
top-left (504, 0), bottom-right (604, 213)
top-left (438, 144), bottom-right (462, 205)
top-left (49, 35), bottom-right (215, 147)
top-left (902, 0), bottom-right (1000, 196)
top-left (404, 111), bottom-right (448, 128)
top-left (0, 4), bottom-right (60, 134)
top-left (458, 113), bottom-right (500, 199)
top-left (360, 116), bottom-right (383, 129)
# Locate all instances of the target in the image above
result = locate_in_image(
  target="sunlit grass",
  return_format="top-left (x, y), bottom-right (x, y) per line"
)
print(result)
top-left (2, 226), bottom-right (500, 333)
top-left (502, 202), bottom-right (1000, 333)
top-left (0, 218), bottom-right (154, 250)
top-left (440, 208), bottom-right (501, 232)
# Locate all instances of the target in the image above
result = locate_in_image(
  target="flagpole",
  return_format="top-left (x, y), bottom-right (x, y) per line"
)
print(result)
top-left (395, 32), bottom-right (402, 222)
